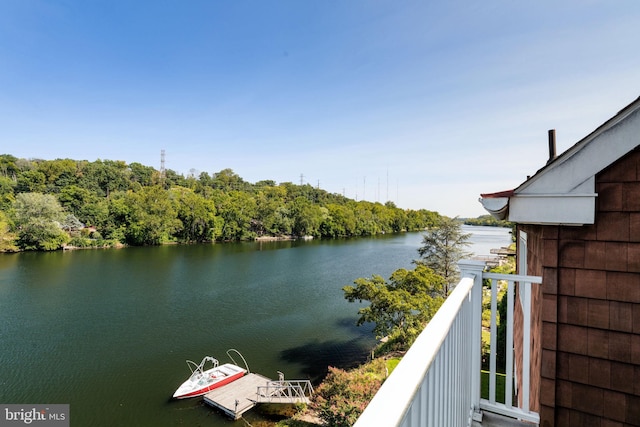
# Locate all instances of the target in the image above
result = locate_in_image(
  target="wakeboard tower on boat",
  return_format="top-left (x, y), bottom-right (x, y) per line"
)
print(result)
top-left (172, 349), bottom-right (249, 399)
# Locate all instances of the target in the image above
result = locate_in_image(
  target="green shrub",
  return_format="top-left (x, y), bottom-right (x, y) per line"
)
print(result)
top-left (312, 359), bottom-right (387, 427)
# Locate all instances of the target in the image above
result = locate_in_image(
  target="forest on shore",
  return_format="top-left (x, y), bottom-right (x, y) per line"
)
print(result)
top-left (0, 154), bottom-right (443, 251)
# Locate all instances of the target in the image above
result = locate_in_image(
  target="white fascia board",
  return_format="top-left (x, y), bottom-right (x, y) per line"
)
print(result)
top-left (508, 193), bottom-right (596, 225)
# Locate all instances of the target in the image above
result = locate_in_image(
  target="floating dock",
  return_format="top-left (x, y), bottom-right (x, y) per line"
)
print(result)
top-left (204, 373), bottom-right (271, 419)
top-left (203, 373), bottom-right (313, 420)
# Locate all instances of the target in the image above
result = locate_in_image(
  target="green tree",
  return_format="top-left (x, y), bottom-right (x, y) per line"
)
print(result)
top-left (343, 264), bottom-right (446, 349)
top-left (254, 185), bottom-right (291, 236)
top-left (0, 176), bottom-right (16, 210)
top-left (291, 196), bottom-right (323, 237)
top-left (0, 154), bottom-right (20, 179)
top-left (37, 158), bottom-right (78, 191)
top-left (415, 216), bottom-right (472, 296)
top-left (321, 203), bottom-right (356, 237)
top-left (210, 190), bottom-right (257, 241)
top-left (101, 191), bottom-right (129, 242)
top-left (212, 168), bottom-right (247, 191)
top-left (77, 160), bottom-right (130, 197)
top-left (0, 210), bottom-right (18, 252)
top-left (169, 186), bottom-right (220, 242)
top-left (129, 162), bottom-right (158, 187)
top-left (16, 169), bottom-right (46, 193)
top-left (12, 192), bottom-right (69, 250)
top-left (123, 186), bottom-right (180, 245)
top-left (58, 184), bottom-right (110, 232)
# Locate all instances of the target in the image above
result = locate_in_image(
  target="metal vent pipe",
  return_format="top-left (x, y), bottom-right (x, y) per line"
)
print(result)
top-left (548, 129), bottom-right (556, 163)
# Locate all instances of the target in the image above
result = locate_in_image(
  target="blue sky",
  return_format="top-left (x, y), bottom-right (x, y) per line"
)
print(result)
top-left (1, 1), bottom-right (639, 217)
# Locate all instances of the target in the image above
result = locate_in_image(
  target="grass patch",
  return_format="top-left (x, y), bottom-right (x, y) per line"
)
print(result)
top-left (386, 357), bottom-right (400, 374)
top-left (480, 370), bottom-right (509, 403)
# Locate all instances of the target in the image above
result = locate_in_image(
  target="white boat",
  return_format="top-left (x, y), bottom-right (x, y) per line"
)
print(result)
top-left (172, 355), bottom-right (247, 399)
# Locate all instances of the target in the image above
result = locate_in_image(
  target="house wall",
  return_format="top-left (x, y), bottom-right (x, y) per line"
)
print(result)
top-left (521, 148), bottom-right (640, 427)
top-left (515, 223), bottom-right (547, 420)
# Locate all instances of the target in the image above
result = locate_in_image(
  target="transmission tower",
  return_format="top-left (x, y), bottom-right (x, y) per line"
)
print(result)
top-left (160, 149), bottom-right (166, 179)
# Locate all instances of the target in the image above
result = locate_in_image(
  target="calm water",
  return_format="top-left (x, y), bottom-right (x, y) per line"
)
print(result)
top-left (0, 226), bottom-right (510, 426)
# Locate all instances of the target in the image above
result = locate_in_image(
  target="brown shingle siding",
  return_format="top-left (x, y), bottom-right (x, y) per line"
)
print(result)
top-left (634, 304), bottom-right (640, 334)
top-left (557, 352), bottom-right (570, 380)
top-left (603, 389), bottom-right (627, 423)
top-left (543, 294), bottom-right (558, 323)
top-left (589, 357), bottom-right (611, 389)
top-left (598, 149), bottom-right (640, 183)
top-left (560, 241), bottom-right (585, 268)
top-left (543, 225), bottom-right (559, 239)
top-left (559, 268), bottom-right (576, 296)
top-left (566, 296), bottom-right (588, 326)
top-left (607, 272), bottom-right (640, 303)
top-left (557, 379), bottom-right (572, 407)
top-left (605, 242), bottom-right (629, 271)
top-left (558, 324), bottom-right (588, 354)
top-left (543, 267), bottom-right (558, 294)
top-left (610, 301), bottom-right (633, 332)
top-left (540, 405), bottom-right (556, 427)
top-left (610, 361), bottom-right (634, 394)
top-left (576, 269), bottom-right (608, 299)
top-left (542, 321), bottom-right (557, 351)
top-left (560, 224), bottom-right (597, 241)
top-left (632, 334), bottom-right (640, 365)
top-left (626, 243), bottom-right (640, 273)
top-left (542, 348), bottom-right (556, 379)
top-left (623, 182), bottom-right (640, 211)
top-left (597, 212), bottom-right (631, 242)
top-left (568, 353), bottom-right (590, 384)
top-left (544, 238), bottom-right (559, 267)
top-left (626, 395), bottom-right (640, 424)
top-left (558, 295), bottom-right (568, 323)
top-left (572, 382), bottom-right (604, 416)
top-left (556, 407), bottom-right (571, 426)
top-left (587, 328), bottom-right (609, 359)
top-left (586, 241), bottom-right (608, 270)
top-left (599, 182), bottom-right (624, 211)
top-left (588, 299), bottom-right (610, 329)
top-left (630, 213), bottom-right (640, 242)
top-left (569, 406), bottom-right (604, 425)
top-left (540, 377), bottom-right (556, 407)
top-left (608, 331), bottom-right (631, 363)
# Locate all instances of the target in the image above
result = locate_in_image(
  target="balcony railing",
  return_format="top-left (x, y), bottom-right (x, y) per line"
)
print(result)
top-left (353, 260), bottom-right (542, 427)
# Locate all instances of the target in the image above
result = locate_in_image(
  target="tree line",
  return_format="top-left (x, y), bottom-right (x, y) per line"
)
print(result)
top-left (0, 154), bottom-right (441, 251)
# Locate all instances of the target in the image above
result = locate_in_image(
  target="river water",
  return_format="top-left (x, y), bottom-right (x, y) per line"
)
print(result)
top-left (0, 226), bottom-right (511, 426)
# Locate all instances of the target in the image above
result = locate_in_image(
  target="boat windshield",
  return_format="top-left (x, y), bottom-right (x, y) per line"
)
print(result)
top-left (186, 356), bottom-right (218, 380)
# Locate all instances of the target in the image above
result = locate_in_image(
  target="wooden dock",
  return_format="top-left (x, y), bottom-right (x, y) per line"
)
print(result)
top-left (203, 373), bottom-right (272, 420)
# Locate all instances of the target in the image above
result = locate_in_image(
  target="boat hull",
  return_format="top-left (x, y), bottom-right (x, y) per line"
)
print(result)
top-left (173, 363), bottom-right (246, 399)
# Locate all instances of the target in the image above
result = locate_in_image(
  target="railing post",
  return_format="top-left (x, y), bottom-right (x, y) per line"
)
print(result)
top-left (458, 259), bottom-right (486, 423)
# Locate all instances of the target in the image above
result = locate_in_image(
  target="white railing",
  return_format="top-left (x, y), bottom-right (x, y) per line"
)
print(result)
top-left (353, 260), bottom-right (541, 427)
top-left (481, 272), bottom-right (540, 423)
top-left (255, 379), bottom-right (314, 404)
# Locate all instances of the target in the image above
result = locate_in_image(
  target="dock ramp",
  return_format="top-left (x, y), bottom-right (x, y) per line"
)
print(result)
top-left (255, 379), bottom-right (314, 404)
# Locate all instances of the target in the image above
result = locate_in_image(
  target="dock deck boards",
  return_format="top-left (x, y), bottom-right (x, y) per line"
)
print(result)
top-left (203, 373), bottom-right (271, 420)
